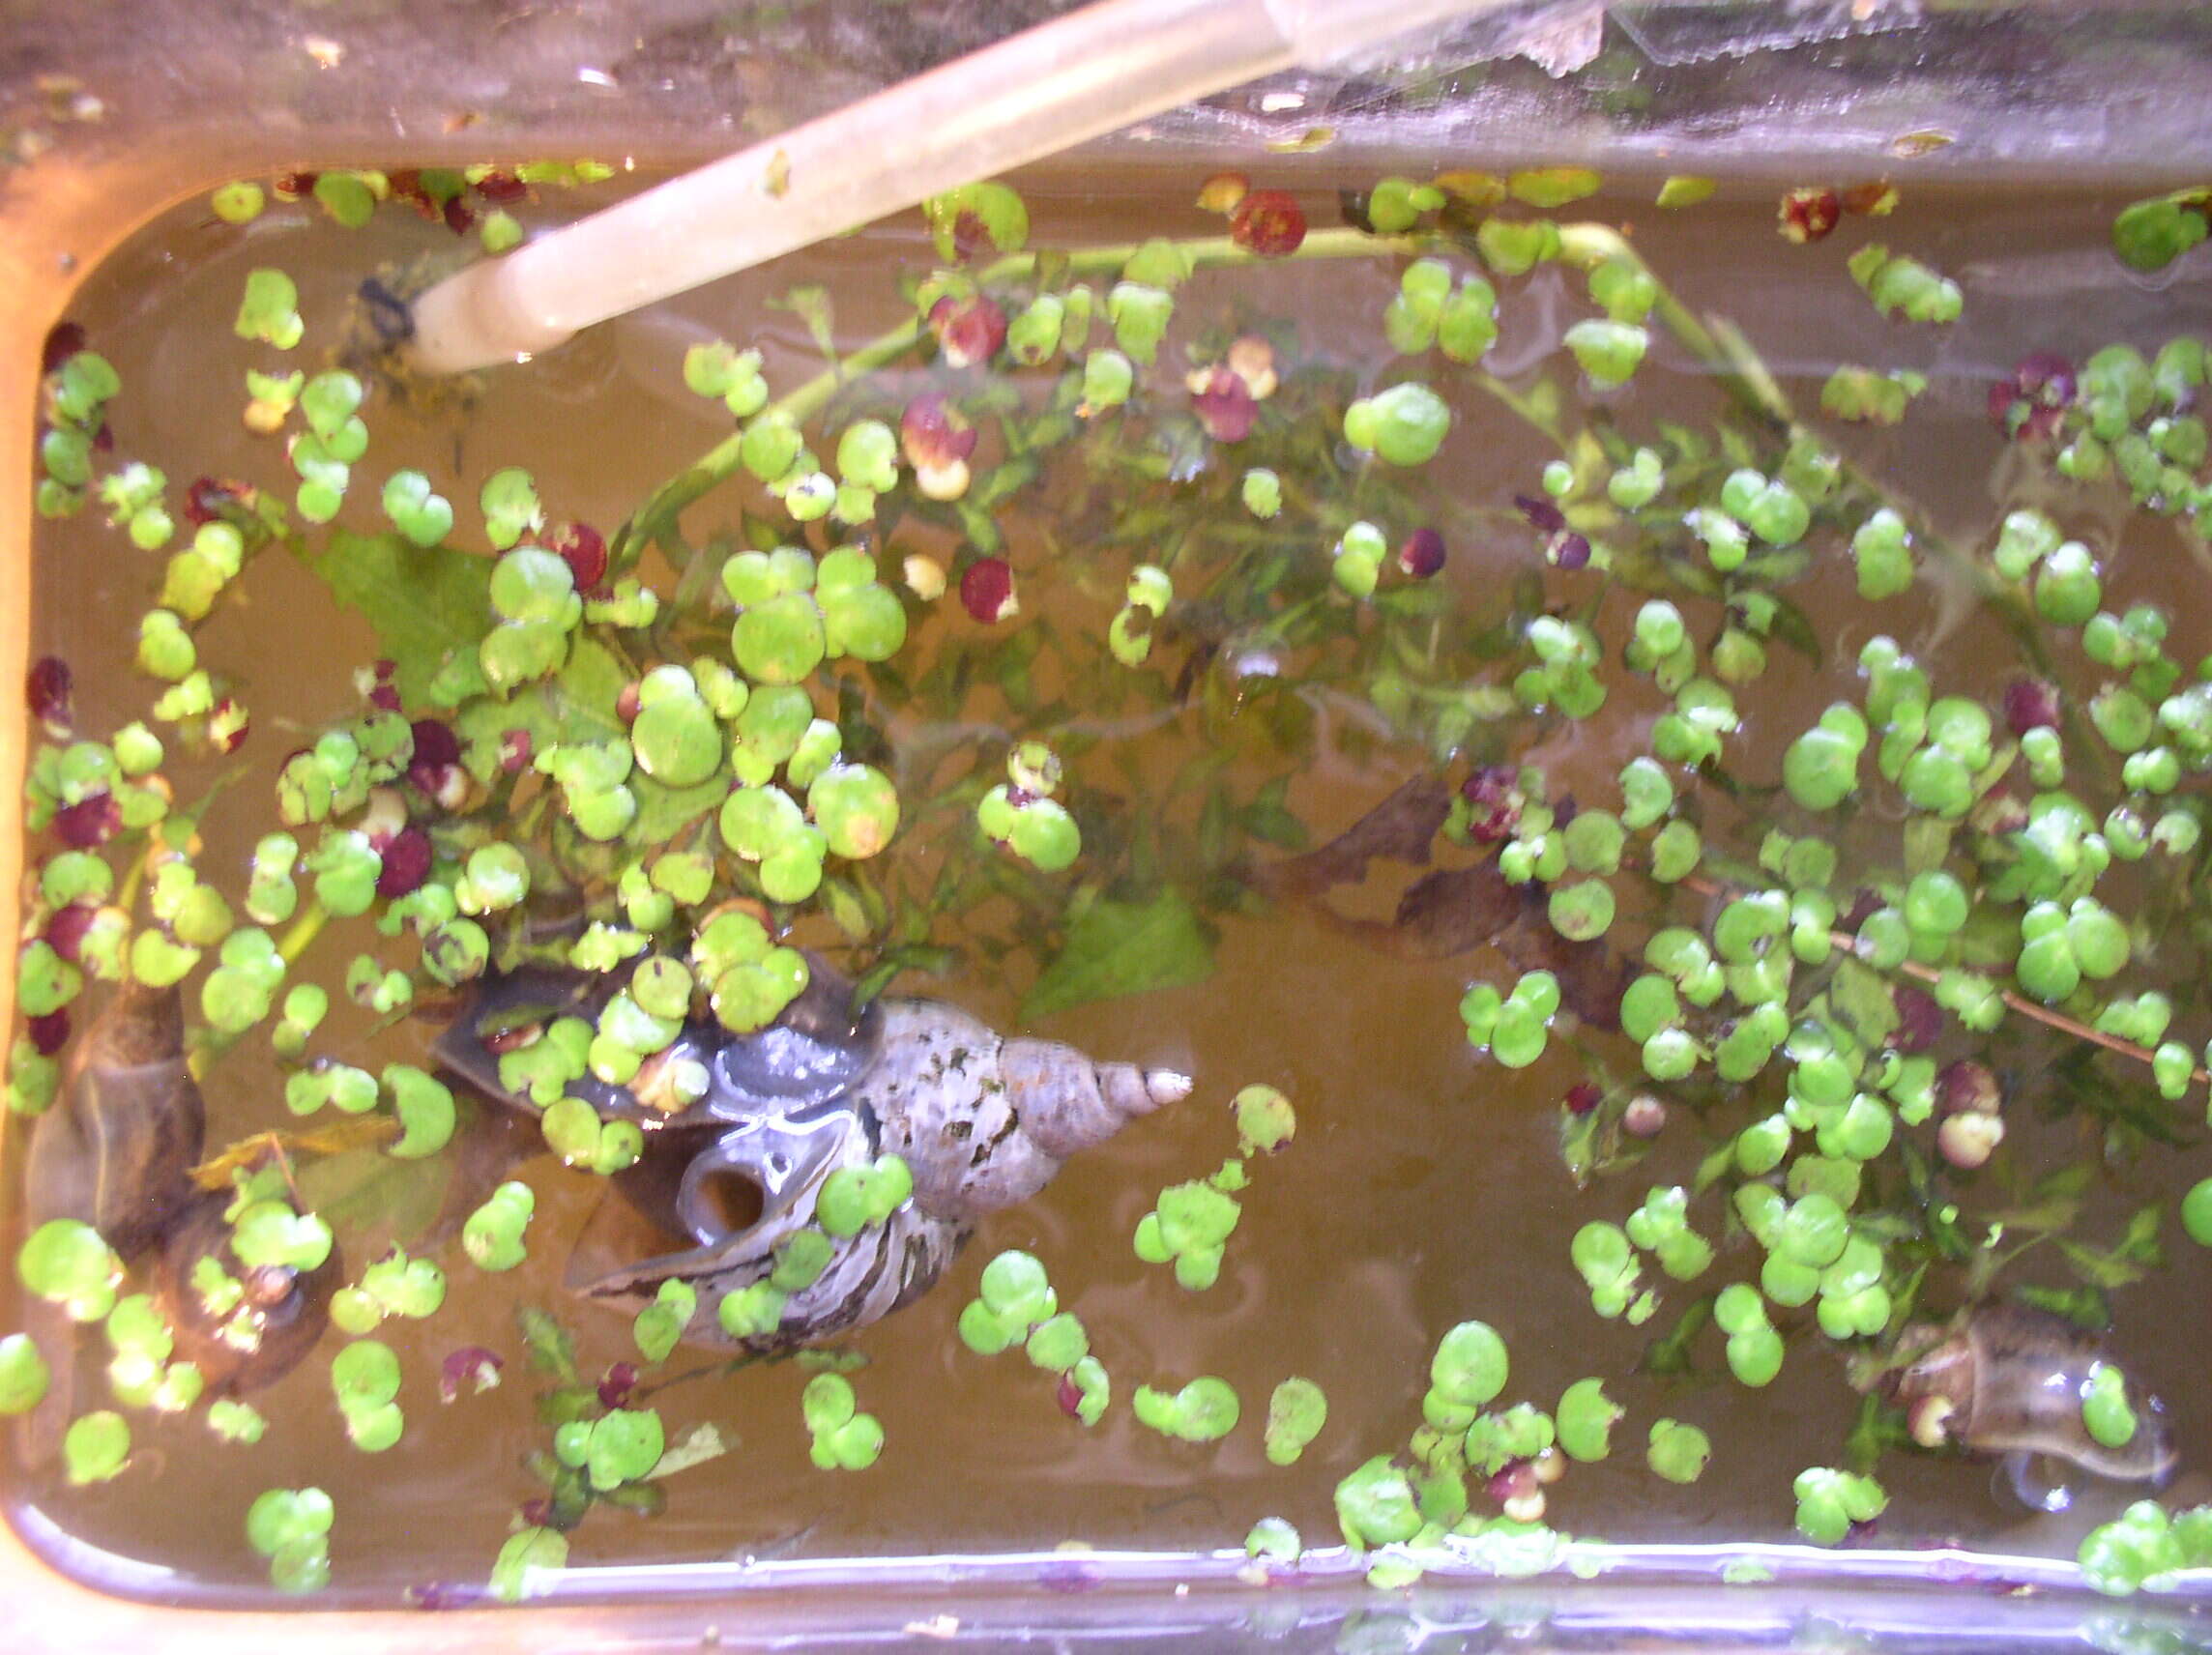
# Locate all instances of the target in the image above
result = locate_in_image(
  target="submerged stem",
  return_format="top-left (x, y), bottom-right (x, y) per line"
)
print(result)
top-left (1678, 870), bottom-right (2206, 1087)
top-left (614, 227), bottom-right (1415, 561)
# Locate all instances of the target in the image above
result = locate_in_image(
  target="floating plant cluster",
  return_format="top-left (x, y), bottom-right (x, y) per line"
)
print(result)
top-left (7, 156), bottom-right (2212, 1608)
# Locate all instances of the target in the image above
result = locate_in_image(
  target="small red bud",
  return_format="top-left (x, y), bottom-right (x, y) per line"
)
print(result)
top-left (206, 696), bottom-right (250, 755)
top-left (472, 170), bottom-right (527, 205)
top-left (1892, 986), bottom-right (1943, 1054)
top-left (374, 827), bottom-right (433, 899)
top-left (959, 558), bottom-right (1018, 624)
top-left (26, 655), bottom-right (73, 735)
top-left (1189, 366), bottom-right (1257, 442)
top-left (542, 519), bottom-right (608, 596)
top-left (1230, 189), bottom-right (1307, 257)
top-left (1936, 1060), bottom-right (2002, 1118)
top-left (52, 792), bottom-right (121, 849)
top-left (439, 1347), bottom-right (505, 1404)
top-left (1622, 1094), bottom-right (1669, 1138)
top-left (28, 1008), bottom-right (70, 1058)
top-left (1779, 187), bottom-right (1841, 244)
top-left (928, 295), bottom-right (1007, 369)
top-left (2003, 676), bottom-right (2062, 736)
top-left (1398, 527), bottom-right (1446, 578)
top-left (900, 393), bottom-right (977, 471)
top-left (40, 320), bottom-right (87, 374)
top-left (1460, 765), bottom-right (1522, 843)
top-left (44, 902), bottom-right (96, 963)
top-left (597, 1362), bottom-right (639, 1409)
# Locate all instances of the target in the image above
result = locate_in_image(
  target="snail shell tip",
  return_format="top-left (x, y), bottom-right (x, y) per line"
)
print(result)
top-left (1144, 1068), bottom-right (1194, 1108)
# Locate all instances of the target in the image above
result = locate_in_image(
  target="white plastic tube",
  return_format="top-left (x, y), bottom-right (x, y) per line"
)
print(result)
top-left (406, 0), bottom-right (1499, 373)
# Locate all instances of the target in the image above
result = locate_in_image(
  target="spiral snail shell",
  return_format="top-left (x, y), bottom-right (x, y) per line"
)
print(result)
top-left (436, 962), bottom-right (1191, 1352)
top-left (1889, 1302), bottom-right (2178, 1493)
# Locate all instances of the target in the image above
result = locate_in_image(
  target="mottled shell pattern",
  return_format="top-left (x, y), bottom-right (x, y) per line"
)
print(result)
top-left (1890, 1301), bottom-right (2178, 1488)
top-left (438, 965), bottom-right (1190, 1352)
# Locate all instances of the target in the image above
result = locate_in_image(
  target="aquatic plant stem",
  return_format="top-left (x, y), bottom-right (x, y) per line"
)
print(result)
top-left (615, 227), bottom-right (1416, 561)
top-left (1676, 870), bottom-right (2209, 1087)
top-left (1558, 221), bottom-right (2120, 788)
top-left (185, 901), bottom-right (331, 1084)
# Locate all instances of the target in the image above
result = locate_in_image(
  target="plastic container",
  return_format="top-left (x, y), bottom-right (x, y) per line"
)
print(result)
top-left (7, 2), bottom-right (2212, 1647)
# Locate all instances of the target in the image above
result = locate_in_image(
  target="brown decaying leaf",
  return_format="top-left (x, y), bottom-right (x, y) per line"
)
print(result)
top-left (1247, 772), bottom-right (1452, 898)
top-left (191, 1115), bottom-right (400, 1189)
top-left (1249, 773), bottom-right (1627, 1030)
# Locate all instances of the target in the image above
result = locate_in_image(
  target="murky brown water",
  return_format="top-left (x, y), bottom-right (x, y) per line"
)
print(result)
top-left (9, 168), bottom-right (2212, 1604)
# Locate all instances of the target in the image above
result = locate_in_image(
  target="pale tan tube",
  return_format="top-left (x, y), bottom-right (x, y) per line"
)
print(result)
top-left (406, 0), bottom-right (1499, 373)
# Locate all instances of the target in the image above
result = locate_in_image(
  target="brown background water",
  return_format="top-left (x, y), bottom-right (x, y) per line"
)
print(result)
top-left (9, 171), bottom-right (2212, 1602)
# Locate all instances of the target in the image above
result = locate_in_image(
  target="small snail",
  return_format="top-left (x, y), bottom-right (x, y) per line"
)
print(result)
top-left (25, 976), bottom-right (205, 1263)
top-left (1887, 1302), bottom-right (2178, 1504)
top-left (22, 978), bottom-right (338, 1404)
top-left (152, 1193), bottom-right (343, 1396)
top-left (436, 962), bottom-right (1191, 1352)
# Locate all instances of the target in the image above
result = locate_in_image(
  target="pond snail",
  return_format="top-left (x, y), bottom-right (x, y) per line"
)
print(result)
top-left (18, 979), bottom-right (340, 1459)
top-left (1886, 1301), bottom-right (2179, 1505)
top-left (435, 961), bottom-right (1191, 1353)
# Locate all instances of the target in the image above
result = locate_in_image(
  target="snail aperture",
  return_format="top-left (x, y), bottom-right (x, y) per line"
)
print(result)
top-left (1888, 1302), bottom-right (2179, 1497)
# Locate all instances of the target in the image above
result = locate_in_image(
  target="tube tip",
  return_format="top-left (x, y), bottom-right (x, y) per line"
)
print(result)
top-left (401, 256), bottom-right (574, 375)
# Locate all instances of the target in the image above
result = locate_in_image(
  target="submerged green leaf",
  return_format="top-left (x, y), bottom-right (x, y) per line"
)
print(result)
top-left (302, 530), bottom-right (494, 707)
top-left (1022, 885), bottom-right (1213, 1021)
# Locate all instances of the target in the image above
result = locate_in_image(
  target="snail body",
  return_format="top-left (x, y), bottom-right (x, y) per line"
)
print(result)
top-left (1891, 1302), bottom-right (2178, 1492)
top-left (437, 964), bottom-right (1190, 1352)
top-left (17, 980), bottom-right (336, 1466)
top-left (25, 977), bottom-right (205, 1263)
top-left (152, 1193), bottom-right (343, 1396)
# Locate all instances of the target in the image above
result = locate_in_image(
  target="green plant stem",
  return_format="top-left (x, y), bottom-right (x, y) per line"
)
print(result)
top-left (276, 899), bottom-right (330, 966)
top-left (186, 901), bottom-right (331, 1083)
top-left (1676, 869), bottom-right (2208, 1087)
top-left (614, 227), bottom-right (1419, 563)
top-left (1556, 222), bottom-right (2097, 757)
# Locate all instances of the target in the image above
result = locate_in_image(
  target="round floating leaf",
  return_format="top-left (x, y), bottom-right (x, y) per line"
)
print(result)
top-left (64, 1409), bottom-right (131, 1485)
top-left (1792, 1466), bottom-right (1888, 1545)
top-left (18, 1219), bottom-right (122, 1321)
top-left (1333, 1455), bottom-right (1422, 1549)
top-left (1556, 1378), bottom-right (1620, 1461)
top-left (808, 764), bottom-right (900, 859)
top-left (587, 1407), bottom-right (665, 1491)
top-left (1133, 1376), bottom-right (1239, 1442)
top-left (0, 1333), bottom-right (51, 1413)
top-left (732, 593), bottom-right (826, 685)
top-left (463, 1181), bottom-right (535, 1271)
top-left (232, 1202), bottom-right (335, 1272)
top-left (1265, 1378), bottom-right (1327, 1466)
top-left (488, 545), bottom-right (578, 624)
top-left (1024, 1312), bottom-right (1089, 1374)
top-left (331, 1338), bottom-right (402, 1408)
top-left (1647, 1418), bottom-right (1711, 1484)
top-left (1234, 1084), bottom-right (1295, 1153)
top-left (1430, 1321), bottom-right (1509, 1408)
top-left (1006, 798), bottom-right (1080, 871)
top-left (384, 1065), bottom-right (456, 1158)
top-left (631, 694), bottom-right (723, 788)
